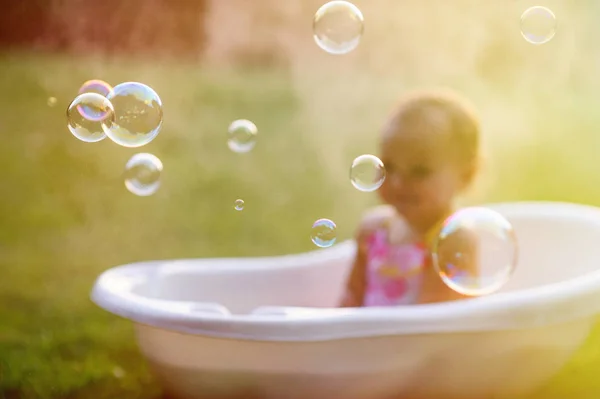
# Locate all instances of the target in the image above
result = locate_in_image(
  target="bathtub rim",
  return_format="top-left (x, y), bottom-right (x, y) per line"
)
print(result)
top-left (91, 201), bottom-right (600, 342)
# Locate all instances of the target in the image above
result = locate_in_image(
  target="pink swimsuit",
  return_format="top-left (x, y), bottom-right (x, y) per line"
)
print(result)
top-left (363, 227), bottom-right (429, 306)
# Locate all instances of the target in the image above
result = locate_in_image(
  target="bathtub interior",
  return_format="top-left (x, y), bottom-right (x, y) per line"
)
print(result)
top-left (137, 245), bottom-right (353, 314)
top-left (131, 205), bottom-right (600, 315)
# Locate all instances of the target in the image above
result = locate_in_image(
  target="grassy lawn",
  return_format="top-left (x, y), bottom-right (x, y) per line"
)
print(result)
top-left (2, 52), bottom-right (600, 399)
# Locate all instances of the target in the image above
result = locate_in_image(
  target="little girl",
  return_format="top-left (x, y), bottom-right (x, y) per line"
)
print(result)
top-left (341, 88), bottom-right (481, 307)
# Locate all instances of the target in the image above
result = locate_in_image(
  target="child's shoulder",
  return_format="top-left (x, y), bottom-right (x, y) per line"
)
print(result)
top-left (359, 205), bottom-right (396, 230)
top-left (356, 205), bottom-right (412, 243)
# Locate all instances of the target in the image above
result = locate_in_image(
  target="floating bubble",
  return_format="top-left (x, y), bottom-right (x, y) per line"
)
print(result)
top-left (124, 153), bottom-right (163, 196)
top-left (313, 1), bottom-right (364, 55)
top-left (77, 79), bottom-right (113, 121)
top-left (432, 207), bottom-right (518, 296)
top-left (350, 154), bottom-right (386, 192)
top-left (102, 82), bottom-right (163, 148)
top-left (66, 93), bottom-right (114, 143)
top-left (311, 218), bottom-right (337, 248)
top-left (234, 199), bottom-right (245, 211)
top-left (79, 79), bottom-right (112, 97)
top-left (520, 6), bottom-right (557, 45)
top-left (47, 97), bottom-right (57, 107)
top-left (227, 119), bottom-right (258, 153)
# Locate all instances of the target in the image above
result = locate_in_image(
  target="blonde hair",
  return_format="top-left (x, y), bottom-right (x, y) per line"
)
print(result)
top-left (383, 88), bottom-right (481, 171)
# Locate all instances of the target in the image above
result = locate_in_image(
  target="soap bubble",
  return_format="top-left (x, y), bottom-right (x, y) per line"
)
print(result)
top-left (227, 119), bottom-right (258, 153)
top-left (102, 82), bottom-right (163, 148)
top-left (234, 199), bottom-right (244, 211)
top-left (77, 79), bottom-right (113, 121)
top-left (124, 153), bottom-right (163, 196)
top-left (313, 1), bottom-right (364, 55)
top-left (432, 207), bottom-right (518, 297)
top-left (47, 97), bottom-right (57, 107)
top-left (311, 218), bottom-right (337, 248)
top-left (66, 93), bottom-right (114, 143)
top-left (79, 79), bottom-right (112, 97)
top-left (350, 154), bottom-right (386, 192)
top-left (520, 6), bottom-right (556, 45)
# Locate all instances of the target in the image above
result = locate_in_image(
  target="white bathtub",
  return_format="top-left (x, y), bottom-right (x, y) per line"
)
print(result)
top-left (91, 201), bottom-right (600, 399)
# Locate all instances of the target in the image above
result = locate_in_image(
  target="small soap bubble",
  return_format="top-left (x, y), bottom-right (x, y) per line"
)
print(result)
top-left (124, 153), bottom-right (163, 196)
top-left (66, 93), bottom-right (114, 143)
top-left (350, 154), bottom-right (386, 192)
top-left (520, 6), bottom-right (557, 45)
top-left (102, 82), bottom-right (163, 148)
top-left (311, 218), bottom-right (337, 248)
top-left (234, 199), bottom-right (245, 211)
top-left (79, 79), bottom-right (112, 97)
top-left (313, 1), bottom-right (364, 55)
top-left (227, 119), bottom-right (258, 153)
top-left (77, 79), bottom-right (113, 121)
top-left (47, 97), bottom-right (57, 107)
top-left (432, 207), bottom-right (518, 297)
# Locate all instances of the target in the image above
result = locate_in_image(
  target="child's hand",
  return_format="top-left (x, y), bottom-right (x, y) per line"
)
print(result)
top-left (340, 291), bottom-right (361, 307)
top-left (418, 228), bottom-right (478, 304)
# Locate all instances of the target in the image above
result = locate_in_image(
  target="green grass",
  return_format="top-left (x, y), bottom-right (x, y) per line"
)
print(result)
top-left (2, 51), bottom-right (600, 398)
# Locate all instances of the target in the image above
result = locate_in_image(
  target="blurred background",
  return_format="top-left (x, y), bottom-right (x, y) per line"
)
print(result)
top-left (2, 0), bottom-right (600, 398)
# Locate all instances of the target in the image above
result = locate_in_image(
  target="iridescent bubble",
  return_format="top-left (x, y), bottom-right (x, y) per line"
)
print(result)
top-left (66, 93), bottom-right (114, 143)
top-left (124, 153), bottom-right (163, 196)
top-left (520, 6), bottom-right (557, 45)
top-left (77, 79), bottom-right (113, 121)
top-left (311, 218), bottom-right (337, 248)
top-left (102, 82), bottom-right (163, 148)
top-left (313, 1), bottom-right (364, 55)
top-left (227, 119), bottom-right (258, 153)
top-left (234, 199), bottom-right (245, 211)
top-left (432, 207), bottom-right (518, 296)
top-left (350, 154), bottom-right (386, 192)
top-left (79, 79), bottom-right (112, 96)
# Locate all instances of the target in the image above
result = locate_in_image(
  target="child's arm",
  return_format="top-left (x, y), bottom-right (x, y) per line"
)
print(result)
top-left (339, 237), bottom-right (367, 307)
top-left (418, 228), bottom-right (479, 304)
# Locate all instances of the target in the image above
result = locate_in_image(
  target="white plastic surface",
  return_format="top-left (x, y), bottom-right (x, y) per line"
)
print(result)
top-left (92, 201), bottom-right (600, 341)
top-left (90, 201), bottom-right (600, 398)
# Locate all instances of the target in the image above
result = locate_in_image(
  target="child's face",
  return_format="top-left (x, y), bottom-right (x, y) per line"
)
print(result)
top-left (378, 131), bottom-right (471, 228)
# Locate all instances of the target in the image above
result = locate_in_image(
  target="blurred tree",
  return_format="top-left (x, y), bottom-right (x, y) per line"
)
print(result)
top-left (0, 0), bottom-right (49, 49)
top-left (0, 0), bottom-right (208, 60)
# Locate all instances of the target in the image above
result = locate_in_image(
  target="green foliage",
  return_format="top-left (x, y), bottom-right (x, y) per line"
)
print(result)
top-left (2, 53), bottom-right (600, 399)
